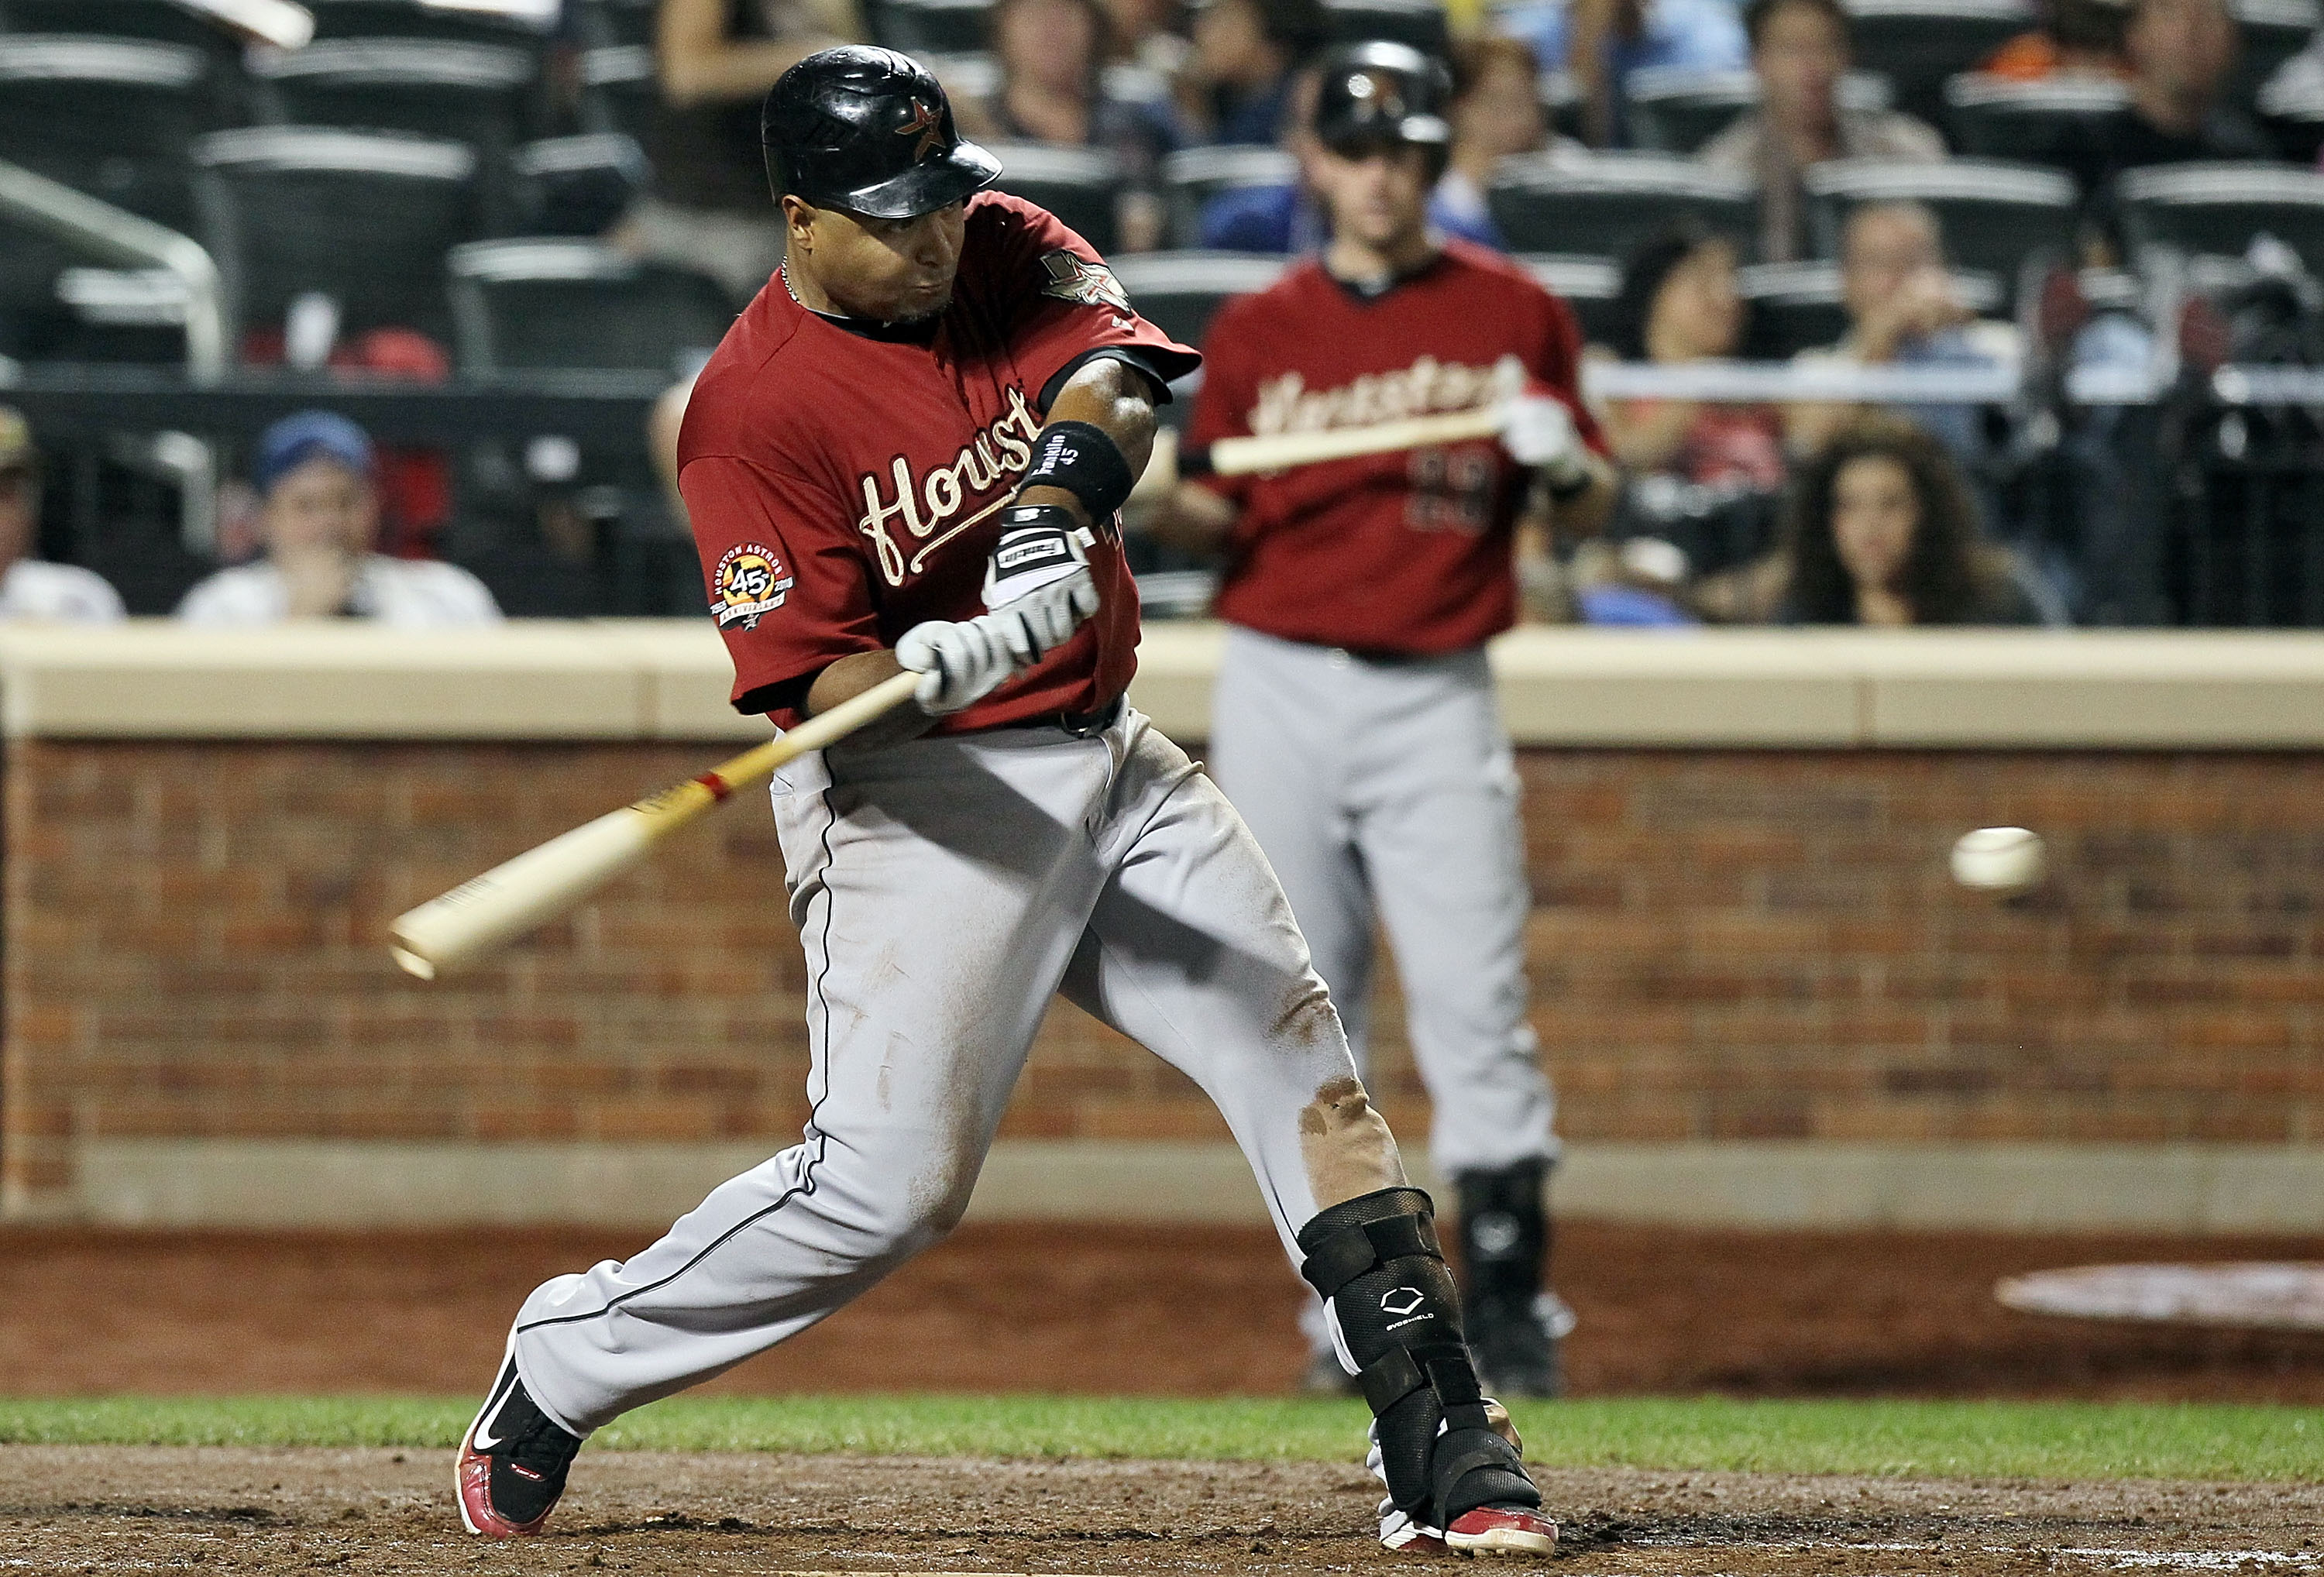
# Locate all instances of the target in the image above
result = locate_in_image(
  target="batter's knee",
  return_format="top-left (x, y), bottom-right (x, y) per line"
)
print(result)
top-left (1299, 1076), bottom-right (1407, 1211)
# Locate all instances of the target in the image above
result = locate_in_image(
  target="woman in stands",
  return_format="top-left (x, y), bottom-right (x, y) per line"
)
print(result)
top-left (1595, 223), bottom-right (1785, 494)
top-left (1772, 415), bottom-right (2061, 626)
top-left (955, 0), bottom-right (1182, 249)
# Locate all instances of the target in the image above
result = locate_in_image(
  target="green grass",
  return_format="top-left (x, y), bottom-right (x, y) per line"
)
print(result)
top-left (0, 1395), bottom-right (2314, 1483)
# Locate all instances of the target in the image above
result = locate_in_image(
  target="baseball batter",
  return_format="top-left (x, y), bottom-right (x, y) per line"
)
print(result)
top-left (1156, 43), bottom-right (1617, 1400)
top-left (455, 46), bottom-right (1558, 1558)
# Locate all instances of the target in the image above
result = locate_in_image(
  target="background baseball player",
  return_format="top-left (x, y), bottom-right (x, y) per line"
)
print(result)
top-left (1153, 41), bottom-right (1617, 1400)
top-left (454, 46), bottom-right (1557, 1559)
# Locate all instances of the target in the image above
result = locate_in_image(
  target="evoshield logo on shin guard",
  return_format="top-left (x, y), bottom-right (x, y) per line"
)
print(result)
top-left (1380, 1286), bottom-right (1435, 1331)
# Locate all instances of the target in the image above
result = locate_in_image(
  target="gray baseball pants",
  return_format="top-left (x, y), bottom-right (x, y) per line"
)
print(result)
top-left (507, 707), bottom-right (1367, 1435)
top-left (1209, 627), bottom-right (1557, 1178)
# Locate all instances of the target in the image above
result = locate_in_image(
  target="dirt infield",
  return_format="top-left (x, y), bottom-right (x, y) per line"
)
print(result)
top-left (1, 1446), bottom-right (2319, 1575)
top-left (3, 1220), bottom-right (2322, 1400)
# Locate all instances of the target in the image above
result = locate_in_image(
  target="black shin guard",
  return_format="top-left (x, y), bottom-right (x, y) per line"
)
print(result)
top-left (1297, 1187), bottom-right (1539, 1529)
top-left (1456, 1160), bottom-right (1549, 1314)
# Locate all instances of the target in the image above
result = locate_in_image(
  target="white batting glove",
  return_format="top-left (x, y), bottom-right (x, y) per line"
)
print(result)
top-left (982, 507), bottom-right (1101, 665)
top-left (896, 616), bottom-right (1020, 714)
top-left (1498, 393), bottom-right (1590, 490)
top-left (896, 514), bottom-right (1102, 715)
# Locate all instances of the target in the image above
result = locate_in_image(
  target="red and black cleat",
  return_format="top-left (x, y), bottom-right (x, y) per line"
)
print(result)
top-left (1444, 1504), bottom-right (1559, 1557)
top-left (456, 1348), bottom-right (583, 1538)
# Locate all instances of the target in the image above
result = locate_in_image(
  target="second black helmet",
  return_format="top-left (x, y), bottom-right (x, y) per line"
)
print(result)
top-left (1311, 40), bottom-right (1453, 156)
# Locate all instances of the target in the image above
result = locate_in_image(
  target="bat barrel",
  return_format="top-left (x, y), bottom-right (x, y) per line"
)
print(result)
top-left (389, 669), bottom-right (924, 981)
top-left (389, 805), bottom-right (668, 980)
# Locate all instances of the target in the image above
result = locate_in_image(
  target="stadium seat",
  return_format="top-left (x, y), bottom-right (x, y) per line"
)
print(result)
top-left (1323, 0), bottom-right (1449, 53)
top-left (1941, 71), bottom-right (2131, 167)
top-left (447, 239), bottom-right (734, 375)
top-left (1487, 152), bottom-right (1756, 260)
top-left (916, 50), bottom-right (1002, 101)
top-left (251, 39), bottom-right (539, 150)
top-left (575, 0), bottom-right (658, 47)
top-left (985, 141), bottom-right (1122, 253)
top-left (578, 43), bottom-right (656, 139)
top-left (0, 36), bottom-right (211, 233)
top-left (50, 266), bottom-right (197, 365)
top-left (511, 133), bottom-right (648, 238)
top-left (1108, 251), bottom-right (1287, 352)
top-left (865, 0), bottom-right (992, 56)
top-left (2259, 72), bottom-right (2324, 163)
top-left (1841, 0), bottom-right (2034, 125)
top-left (1803, 158), bottom-right (2078, 301)
top-left (2117, 163), bottom-right (2324, 275)
top-left (1626, 67), bottom-right (1893, 154)
top-left (0, 0), bottom-right (255, 95)
top-left (2233, 0), bottom-right (2321, 105)
top-left (1738, 259), bottom-right (2002, 358)
top-left (304, 0), bottom-right (556, 46)
top-left (1519, 253), bottom-right (1622, 347)
top-left (1535, 67), bottom-right (1586, 143)
top-left (1160, 145), bottom-right (1298, 250)
top-left (191, 125), bottom-right (481, 347)
top-left (250, 39), bottom-right (538, 227)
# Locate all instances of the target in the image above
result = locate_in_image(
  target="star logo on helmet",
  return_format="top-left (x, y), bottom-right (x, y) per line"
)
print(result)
top-left (897, 98), bottom-right (944, 161)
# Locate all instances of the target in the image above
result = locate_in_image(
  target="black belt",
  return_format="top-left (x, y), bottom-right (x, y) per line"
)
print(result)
top-left (994, 694), bottom-right (1124, 737)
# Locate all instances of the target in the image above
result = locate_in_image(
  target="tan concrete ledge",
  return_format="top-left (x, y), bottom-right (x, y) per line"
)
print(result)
top-left (5, 623), bottom-right (2324, 748)
top-left (50, 1138), bottom-right (2324, 1233)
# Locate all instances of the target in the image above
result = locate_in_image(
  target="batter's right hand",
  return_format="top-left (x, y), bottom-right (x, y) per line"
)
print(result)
top-left (896, 617), bottom-right (1019, 714)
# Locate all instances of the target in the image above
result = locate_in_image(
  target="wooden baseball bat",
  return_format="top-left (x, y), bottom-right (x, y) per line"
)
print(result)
top-left (390, 668), bottom-right (923, 981)
top-left (1205, 405), bottom-right (1504, 476)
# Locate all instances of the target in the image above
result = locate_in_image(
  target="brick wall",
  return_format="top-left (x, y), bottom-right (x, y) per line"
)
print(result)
top-left (6, 740), bottom-right (2321, 1211)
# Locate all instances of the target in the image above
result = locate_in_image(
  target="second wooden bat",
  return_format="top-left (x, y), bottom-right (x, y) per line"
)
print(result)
top-left (1206, 405), bottom-right (1505, 476)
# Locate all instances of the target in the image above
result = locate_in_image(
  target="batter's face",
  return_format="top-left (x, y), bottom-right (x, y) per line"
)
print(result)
top-left (1309, 143), bottom-right (1435, 253)
top-left (785, 196), bottom-right (968, 325)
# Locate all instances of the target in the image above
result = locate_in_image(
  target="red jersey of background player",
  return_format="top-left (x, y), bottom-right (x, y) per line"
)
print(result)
top-left (1185, 239), bottom-right (1606, 655)
top-left (679, 191), bottom-right (1198, 730)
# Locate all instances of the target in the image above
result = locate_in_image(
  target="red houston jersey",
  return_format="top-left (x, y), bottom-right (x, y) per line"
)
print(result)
top-left (679, 192), bottom-right (1198, 731)
top-left (1186, 241), bottom-right (1605, 655)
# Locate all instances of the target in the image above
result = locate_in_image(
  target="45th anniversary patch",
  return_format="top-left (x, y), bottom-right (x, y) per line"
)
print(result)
top-left (712, 544), bottom-right (795, 630)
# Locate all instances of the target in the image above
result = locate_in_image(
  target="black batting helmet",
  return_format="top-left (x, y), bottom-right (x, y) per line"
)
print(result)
top-left (761, 46), bottom-right (1001, 220)
top-left (1311, 40), bottom-right (1453, 156)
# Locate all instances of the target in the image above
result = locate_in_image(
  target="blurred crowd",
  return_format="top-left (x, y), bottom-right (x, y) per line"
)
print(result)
top-left (7, 0), bottom-right (2324, 628)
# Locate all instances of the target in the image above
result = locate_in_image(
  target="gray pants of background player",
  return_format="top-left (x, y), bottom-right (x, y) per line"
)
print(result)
top-left (1210, 627), bottom-right (1557, 1353)
top-left (508, 708), bottom-right (1365, 1434)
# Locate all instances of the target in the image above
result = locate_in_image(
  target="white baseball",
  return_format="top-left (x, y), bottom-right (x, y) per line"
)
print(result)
top-left (1950, 826), bottom-right (2047, 893)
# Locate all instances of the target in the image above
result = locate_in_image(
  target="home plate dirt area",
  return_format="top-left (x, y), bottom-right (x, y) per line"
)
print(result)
top-left (1, 1449), bottom-right (2319, 1577)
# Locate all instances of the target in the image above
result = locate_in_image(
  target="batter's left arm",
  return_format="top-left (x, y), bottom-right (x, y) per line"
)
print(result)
top-left (1015, 356), bottom-right (1160, 531)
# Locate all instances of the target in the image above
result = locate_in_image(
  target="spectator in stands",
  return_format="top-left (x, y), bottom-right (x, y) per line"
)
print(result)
top-left (1176, 0), bottom-right (1329, 145)
top-left (1788, 201), bottom-right (2013, 469)
top-left (1596, 224), bottom-right (1785, 490)
top-left (1197, 64), bottom-right (1329, 249)
top-left (0, 407), bottom-right (125, 624)
top-left (1496, 0), bottom-right (1747, 146)
top-left (2104, 0), bottom-right (2271, 168)
top-left (1434, 36), bottom-right (1563, 247)
top-left (1103, 0), bottom-right (1195, 79)
top-left (1979, 0), bottom-right (2134, 81)
top-left (957, 0), bottom-right (1183, 250)
top-left (621, 0), bottom-right (866, 304)
top-left (177, 413), bottom-right (500, 627)
top-left (1698, 0), bottom-right (1945, 263)
top-left (1762, 415), bottom-right (2061, 624)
